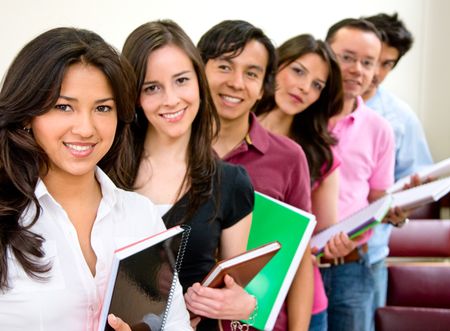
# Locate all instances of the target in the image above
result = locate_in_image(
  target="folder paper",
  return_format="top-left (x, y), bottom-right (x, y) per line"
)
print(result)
top-left (242, 192), bottom-right (316, 330)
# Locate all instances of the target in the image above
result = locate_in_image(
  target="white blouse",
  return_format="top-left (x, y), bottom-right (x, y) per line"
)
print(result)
top-left (0, 168), bottom-right (192, 331)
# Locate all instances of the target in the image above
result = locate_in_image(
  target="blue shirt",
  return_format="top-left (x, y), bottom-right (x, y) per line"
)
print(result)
top-left (366, 87), bottom-right (433, 264)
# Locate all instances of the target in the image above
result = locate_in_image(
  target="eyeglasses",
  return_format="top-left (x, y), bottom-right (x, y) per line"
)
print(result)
top-left (336, 53), bottom-right (375, 70)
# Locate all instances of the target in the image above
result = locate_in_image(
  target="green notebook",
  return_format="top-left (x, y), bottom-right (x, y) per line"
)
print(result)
top-left (243, 192), bottom-right (316, 330)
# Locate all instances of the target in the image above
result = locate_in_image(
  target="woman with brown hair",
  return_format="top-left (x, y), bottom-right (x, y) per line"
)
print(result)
top-left (0, 27), bottom-right (191, 330)
top-left (122, 20), bottom-right (256, 330)
top-left (256, 34), bottom-right (355, 331)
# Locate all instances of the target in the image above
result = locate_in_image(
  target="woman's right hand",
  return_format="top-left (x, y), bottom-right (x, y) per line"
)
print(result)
top-left (184, 275), bottom-right (256, 321)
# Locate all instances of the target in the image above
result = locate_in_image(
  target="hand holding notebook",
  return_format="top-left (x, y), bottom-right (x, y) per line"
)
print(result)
top-left (388, 157), bottom-right (450, 193)
top-left (201, 241), bottom-right (281, 288)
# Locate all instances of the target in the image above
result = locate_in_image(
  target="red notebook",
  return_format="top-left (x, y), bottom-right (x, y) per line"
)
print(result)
top-left (201, 241), bottom-right (281, 288)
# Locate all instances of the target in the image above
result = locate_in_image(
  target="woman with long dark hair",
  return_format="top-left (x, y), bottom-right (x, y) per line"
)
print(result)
top-left (256, 34), bottom-right (355, 331)
top-left (0, 27), bottom-right (190, 330)
top-left (122, 20), bottom-right (255, 330)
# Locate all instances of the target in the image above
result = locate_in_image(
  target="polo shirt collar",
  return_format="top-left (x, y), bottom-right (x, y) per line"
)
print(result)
top-left (247, 112), bottom-right (270, 154)
top-left (338, 96), bottom-right (366, 123)
top-left (349, 96), bottom-right (365, 120)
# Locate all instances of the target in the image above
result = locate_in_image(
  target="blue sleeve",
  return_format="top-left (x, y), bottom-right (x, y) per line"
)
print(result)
top-left (394, 109), bottom-right (433, 180)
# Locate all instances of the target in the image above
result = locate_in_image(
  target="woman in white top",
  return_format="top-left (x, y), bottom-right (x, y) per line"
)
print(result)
top-left (0, 27), bottom-right (191, 331)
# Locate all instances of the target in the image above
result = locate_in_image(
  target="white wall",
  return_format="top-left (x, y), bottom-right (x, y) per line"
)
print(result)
top-left (0, 0), bottom-right (448, 160)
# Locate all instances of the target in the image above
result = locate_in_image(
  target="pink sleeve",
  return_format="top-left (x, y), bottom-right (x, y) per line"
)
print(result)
top-left (312, 149), bottom-right (341, 191)
top-left (286, 146), bottom-right (312, 212)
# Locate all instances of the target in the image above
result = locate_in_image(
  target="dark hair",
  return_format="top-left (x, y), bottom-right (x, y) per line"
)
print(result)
top-left (0, 27), bottom-right (136, 290)
top-left (326, 18), bottom-right (383, 44)
top-left (197, 20), bottom-right (277, 110)
top-left (122, 20), bottom-right (220, 223)
top-left (364, 13), bottom-right (413, 66)
top-left (256, 34), bottom-right (343, 184)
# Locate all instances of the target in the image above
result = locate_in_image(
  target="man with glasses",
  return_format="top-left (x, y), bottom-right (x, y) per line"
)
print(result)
top-left (318, 18), bottom-right (396, 331)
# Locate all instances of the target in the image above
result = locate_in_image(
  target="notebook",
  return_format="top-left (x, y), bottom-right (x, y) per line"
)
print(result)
top-left (201, 241), bottom-right (281, 288)
top-left (242, 192), bottom-right (316, 330)
top-left (391, 176), bottom-right (450, 210)
top-left (311, 195), bottom-right (392, 255)
top-left (388, 157), bottom-right (450, 193)
top-left (97, 225), bottom-right (190, 331)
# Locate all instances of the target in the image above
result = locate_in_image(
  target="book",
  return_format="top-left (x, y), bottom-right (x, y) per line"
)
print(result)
top-left (310, 195), bottom-right (392, 256)
top-left (97, 225), bottom-right (190, 331)
top-left (387, 157), bottom-right (450, 193)
top-left (391, 176), bottom-right (450, 210)
top-left (309, 177), bottom-right (450, 257)
top-left (201, 241), bottom-right (281, 288)
top-left (241, 192), bottom-right (316, 331)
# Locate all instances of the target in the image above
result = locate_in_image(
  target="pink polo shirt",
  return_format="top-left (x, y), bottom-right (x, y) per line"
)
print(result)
top-left (331, 96), bottom-right (395, 242)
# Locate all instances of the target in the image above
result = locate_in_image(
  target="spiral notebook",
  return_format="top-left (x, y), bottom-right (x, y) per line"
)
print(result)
top-left (97, 225), bottom-right (190, 331)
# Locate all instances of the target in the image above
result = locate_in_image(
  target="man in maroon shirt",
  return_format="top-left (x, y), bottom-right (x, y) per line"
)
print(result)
top-left (197, 20), bottom-right (313, 331)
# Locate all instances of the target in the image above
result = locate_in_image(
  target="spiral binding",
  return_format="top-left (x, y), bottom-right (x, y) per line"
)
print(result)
top-left (160, 225), bottom-right (191, 330)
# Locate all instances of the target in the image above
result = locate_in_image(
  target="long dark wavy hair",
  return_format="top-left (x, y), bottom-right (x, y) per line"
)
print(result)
top-left (256, 34), bottom-right (343, 184)
top-left (121, 20), bottom-right (220, 223)
top-left (0, 27), bottom-right (136, 290)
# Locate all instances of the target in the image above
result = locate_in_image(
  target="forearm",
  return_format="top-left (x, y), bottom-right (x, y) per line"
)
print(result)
top-left (286, 248), bottom-right (313, 331)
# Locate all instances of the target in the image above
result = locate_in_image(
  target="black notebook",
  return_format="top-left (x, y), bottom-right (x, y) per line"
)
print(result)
top-left (97, 225), bottom-right (190, 331)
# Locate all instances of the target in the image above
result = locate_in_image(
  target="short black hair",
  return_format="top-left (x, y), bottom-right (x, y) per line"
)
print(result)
top-left (197, 20), bottom-right (277, 108)
top-left (364, 13), bottom-right (413, 64)
top-left (326, 18), bottom-right (382, 44)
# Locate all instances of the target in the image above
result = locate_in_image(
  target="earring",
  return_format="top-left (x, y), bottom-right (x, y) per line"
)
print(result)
top-left (23, 127), bottom-right (31, 133)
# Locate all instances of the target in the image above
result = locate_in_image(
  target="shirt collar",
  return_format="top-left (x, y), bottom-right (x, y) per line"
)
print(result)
top-left (338, 96), bottom-right (366, 122)
top-left (331, 96), bottom-right (366, 131)
top-left (350, 96), bottom-right (365, 120)
top-left (247, 112), bottom-right (270, 154)
top-left (34, 167), bottom-right (119, 207)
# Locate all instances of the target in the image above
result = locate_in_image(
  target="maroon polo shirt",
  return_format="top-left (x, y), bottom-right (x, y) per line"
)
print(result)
top-left (221, 112), bottom-right (311, 331)
top-left (223, 112), bottom-right (311, 212)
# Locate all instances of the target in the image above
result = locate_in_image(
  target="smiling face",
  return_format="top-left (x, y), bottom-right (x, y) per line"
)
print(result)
top-left (31, 62), bottom-right (117, 181)
top-left (204, 40), bottom-right (268, 125)
top-left (139, 44), bottom-right (200, 142)
top-left (329, 27), bottom-right (381, 100)
top-left (275, 53), bottom-right (328, 116)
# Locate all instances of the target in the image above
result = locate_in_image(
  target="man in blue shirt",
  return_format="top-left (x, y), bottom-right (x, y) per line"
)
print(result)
top-left (362, 12), bottom-right (434, 330)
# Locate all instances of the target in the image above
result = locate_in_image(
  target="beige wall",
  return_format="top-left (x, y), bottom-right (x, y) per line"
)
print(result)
top-left (0, 0), bottom-right (448, 161)
top-left (420, 0), bottom-right (450, 161)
